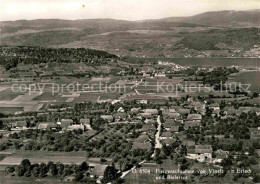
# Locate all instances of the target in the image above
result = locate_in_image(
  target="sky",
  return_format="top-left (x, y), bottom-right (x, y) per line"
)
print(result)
top-left (0, 0), bottom-right (260, 21)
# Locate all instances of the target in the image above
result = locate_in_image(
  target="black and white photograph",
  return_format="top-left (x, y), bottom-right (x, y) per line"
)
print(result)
top-left (0, 0), bottom-right (260, 183)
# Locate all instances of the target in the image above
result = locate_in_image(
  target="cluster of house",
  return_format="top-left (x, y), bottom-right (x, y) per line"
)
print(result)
top-left (2, 98), bottom-right (260, 166)
top-left (7, 117), bottom-right (92, 132)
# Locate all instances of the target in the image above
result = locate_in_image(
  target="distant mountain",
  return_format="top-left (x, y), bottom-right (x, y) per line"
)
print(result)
top-left (158, 10), bottom-right (260, 26)
top-left (1, 9), bottom-right (260, 35)
top-left (1, 9), bottom-right (260, 57)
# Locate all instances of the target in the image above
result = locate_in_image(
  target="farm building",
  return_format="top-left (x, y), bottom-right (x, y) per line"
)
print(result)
top-left (187, 145), bottom-right (213, 162)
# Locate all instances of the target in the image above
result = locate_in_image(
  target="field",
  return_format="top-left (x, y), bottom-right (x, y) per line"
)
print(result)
top-left (33, 92), bottom-right (68, 102)
top-left (0, 150), bottom-right (88, 166)
top-left (0, 107), bottom-right (24, 114)
top-left (0, 89), bottom-right (24, 101)
top-left (228, 71), bottom-right (260, 92)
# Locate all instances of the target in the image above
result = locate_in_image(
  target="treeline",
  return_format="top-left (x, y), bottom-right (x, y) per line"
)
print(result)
top-left (5, 158), bottom-right (123, 183)
top-left (5, 159), bottom-right (96, 183)
top-left (0, 46), bottom-right (118, 70)
top-left (200, 67), bottom-right (239, 87)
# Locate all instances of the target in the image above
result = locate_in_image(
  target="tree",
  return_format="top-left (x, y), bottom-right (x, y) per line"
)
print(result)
top-left (100, 158), bottom-right (107, 163)
top-left (79, 162), bottom-right (89, 171)
top-left (102, 165), bottom-right (118, 183)
top-left (16, 166), bottom-right (26, 177)
top-left (5, 166), bottom-right (15, 174)
top-left (162, 144), bottom-right (170, 156)
top-left (253, 174), bottom-right (260, 183)
top-left (20, 159), bottom-right (31, 175)
top-left (0, 120), bottom-right (3, 129)
top-left (74, 171), bottom-right (84, 182)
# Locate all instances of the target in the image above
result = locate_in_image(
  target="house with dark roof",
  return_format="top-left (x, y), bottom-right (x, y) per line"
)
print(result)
top-left (139, 113), bottom-right (153, 119)
top-left (161, 138), bottom-right (176, 146)
top-left (162, 108), bottom-right (176, 116)
top-left (58, 119), bottom-right (73, 129)
top-left (187, 114), bottom-right (202, 122)
top-left (184, 121), bottom-right (200, 129)
top-left (212, 109), bottom-right (220, 117)
top-left (80, 118), bottom-right (91, 129)
top-left (182, 139), bottom-right (195, 147)
top-left (169, 126), bottom-right (179, 132)
top-left (136, 134), bottom-right (150, 143)
top-left (194, 101), bottom-right (206, 115)
top-left (141, 124), bottom-right (155, 134)
top-left (209, 103), bottom-right (220, 110)
top-left (93, 164), bottom-right (108, 179)
top-left (238, 106), bottom-right (252, 113)
top-left (144, 119), bottom-right (155, 124)
top-left (66, 124), bottom-right (85, 131)
top-left (113, 112), bottom-right (127, 121)
top-left (38, 122), bottom-right (58, 130)
top-left (101, 115), bottom-right (113, 122)
top-left (164, 119), bottom-right (175, 125)
top-left (80, 118), bottom-right (90, 124)
top-left (144, 109), bottom-right (158, 115)
top-left (167, 112), bottom-right (181, 120)
top-left (131, 107), bottom-right (141, 114)
top-left (160, 132), bottom-right (172, 140)
top-left (132, 142), bottom-right (152, 150)
top-left (60, 119), bottom-right (73, 124)
top-left (177, 108), bottom-right (190, 117)
top-left (12, 121), bottom-right (27, 128)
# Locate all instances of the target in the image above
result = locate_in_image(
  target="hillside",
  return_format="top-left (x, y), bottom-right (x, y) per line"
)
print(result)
top-left (159, 10), bottom-right (260, 26)
top-left (1, 10), bottom-right (260, 57)
top-left (0, 45), bottom-right (118, 70)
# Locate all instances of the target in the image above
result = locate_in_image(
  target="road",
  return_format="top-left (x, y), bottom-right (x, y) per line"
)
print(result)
top-left (152, 115), bottom-right (162, 157)
top-left (131, 78), bottom-right (143, 95)
top-left (120, 160), bottom-right (146, 179)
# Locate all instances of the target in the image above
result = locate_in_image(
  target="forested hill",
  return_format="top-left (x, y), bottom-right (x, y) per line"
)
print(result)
top-left (0, 46), bottom-right (118, 69)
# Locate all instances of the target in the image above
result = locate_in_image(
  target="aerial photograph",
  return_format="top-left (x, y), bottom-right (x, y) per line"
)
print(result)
top-left (0, 0), bottom-right (260, 183)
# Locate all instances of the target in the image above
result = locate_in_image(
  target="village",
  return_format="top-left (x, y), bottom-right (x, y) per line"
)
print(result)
top-left (0, 92), bottom-right (260, 183)
top-left (0, 46), bottom-right (259, 183)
